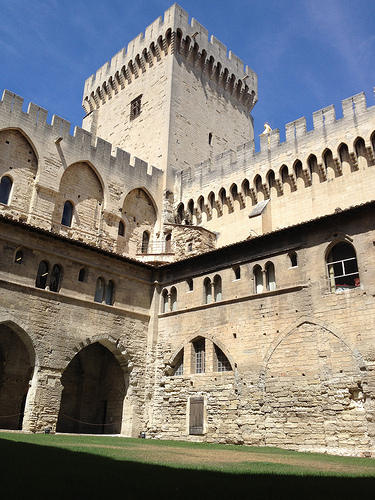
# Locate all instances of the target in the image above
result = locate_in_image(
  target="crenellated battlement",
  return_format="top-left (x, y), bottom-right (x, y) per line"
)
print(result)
top-left (175, 88), bottom-right (375, 244)
top-left (82, 3), bottom-right (257, 113)
top-left (0, 89), bottom-right (163, 183)
top-left (178, 89), bottom-right (375, 196)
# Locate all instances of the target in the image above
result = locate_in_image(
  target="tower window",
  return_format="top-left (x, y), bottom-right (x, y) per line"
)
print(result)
top-left (130, 95), bottom-right (142, 120)
top-left (78, 267), bottom-right (87, 282)
top-left (35, 261), bottom-right (49, 289)
top-left (118, 220), bottom-right (125, 237)
top-left (208, 133), bottom-right (213, 145)
top-left (14, 249), bottom-right (24, 264)
top-left (61, 201), bottom-right (74, 227)
top-left (0, 175), bottom-right (12, 205)
top-left (49, 264), bottom-right (62, 292)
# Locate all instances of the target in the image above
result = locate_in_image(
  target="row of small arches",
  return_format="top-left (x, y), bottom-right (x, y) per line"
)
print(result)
top-left (176, 134), bottom-right (375, 223)
top-left (30, 257), bottom-right (115, 305)
top-left (161, 261), bottom-right (280, 313)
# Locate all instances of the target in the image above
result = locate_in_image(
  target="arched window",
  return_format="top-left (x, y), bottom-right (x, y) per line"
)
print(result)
top-left (141, 231), bottom-right (150, 254)
top-left (215, 345), bottom-right (232, 372)
top-left (78, 267), bottom-right (86, 282)
top-left (170, 287), bottom-right (177, 311)
top-left (174, 350), bottom-right (184, 376)
top-left (289, 252), bottom-right (298, 268)
top-left (254, 265), bottom-right (263, 293)
top-left (187, 278), bottom-right (193, 292)
top-left (176, 204), bottom-right (185, 224)
top-left (213, 275), bottom-right (222, 302)
top-left (233, 266), bottom-right (241, 280)
top-left (105, 280), bottom-right (114, 305)
top-left (193, 338), bottom-right (205, 374)
top-left (35, 261), bottom-right (49, 289)
top-left (14, 249), bottom-right (24, 264)
top-left (118, 220), bottom-right (125, 237)
top-left (266, 262), bottom-right (276, 291)
top-left (61, 201), bottom-right (74, 227)
top-left (165, 233), bottom-right (172, 253)
top-left (94, 277), bottom-right (105, 303)
top-left (0, 176), bottom-right (12, 205)
top-left (204, 278), bottom-right (212, 304)
top-left (162, 289), bottom-right (169, 313)
top-left (49, 264), bottom-right (62, 292)
top-left (327, 242), bottom-right (360, 292)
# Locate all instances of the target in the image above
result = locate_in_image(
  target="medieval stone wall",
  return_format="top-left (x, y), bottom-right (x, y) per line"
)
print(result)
top-left (0, 90), bottom-right (164, 256)
top-left (176, 91), bottom-right (375, 248)
top-left (0, 219), bottom-right (154, 435)
top-left (149, 205), bottom-right (375, 455)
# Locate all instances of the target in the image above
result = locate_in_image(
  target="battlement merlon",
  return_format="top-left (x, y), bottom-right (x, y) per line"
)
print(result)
top-left (0, 90), bottom-right (164, 184)
top-left (82, 3), bottom-right (257, 111)
top-left (175, 88), bottom-right (375, 193)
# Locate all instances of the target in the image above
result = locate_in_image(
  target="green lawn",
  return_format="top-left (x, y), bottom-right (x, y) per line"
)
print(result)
top-left (0, 432), bottom-right (374, 499)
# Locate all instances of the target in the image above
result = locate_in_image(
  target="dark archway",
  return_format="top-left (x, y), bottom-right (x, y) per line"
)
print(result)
top-left (0, 323), bottom-right (34, 430)
top-left (57, 343), bottom-right (126, 434)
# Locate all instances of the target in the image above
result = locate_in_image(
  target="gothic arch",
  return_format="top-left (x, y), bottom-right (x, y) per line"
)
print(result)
top-left (259, 317), bottom-right (366, 387)
top-left (65, 334), bottom-right (133, 372)
top-left (0, 318), bottom-right (37, 430)
top-left (167, 332), bottom-right (235, 373)
top-left (0, 127), bottom-right (39, 161)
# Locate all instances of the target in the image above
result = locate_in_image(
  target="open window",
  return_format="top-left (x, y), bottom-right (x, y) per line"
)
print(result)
top-left (118, 220), bottom-right (125, 237)
top-left (170, 287), bottom-right (177, 311)
top-left (35, 261), bottom-right (49, 289)
top-left (254, 265), bottom-right (263, 293)
top-left (61, 200), bottom-right (74, 227)
top-left (105, 280), bottom-right (114, 305)
top-left (49, 264), bottom-right (62, 292)
top-left (203, 278), bottom-right (211, 304)
top-left (94, 277), bottom-right (105, 303)
top-left (141, 231), bottom-right (150, 254)
top-left (327, 242), bottom-right (360, 292)
top-left (213, 275), bottom-right (222, 301)
top-left (0, 175), bottom-right (12, 205)
top-left (162, 289), bottom-right (169, 313)
top-left (266, 262), bottom-right (276, 291)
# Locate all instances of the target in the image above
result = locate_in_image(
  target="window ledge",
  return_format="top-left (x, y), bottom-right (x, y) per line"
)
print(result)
top-left (159, 284), bottom-right (308, 317)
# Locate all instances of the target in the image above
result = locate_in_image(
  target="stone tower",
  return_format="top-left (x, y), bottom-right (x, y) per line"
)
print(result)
top-left (81, 3), bottom-right (258, 193)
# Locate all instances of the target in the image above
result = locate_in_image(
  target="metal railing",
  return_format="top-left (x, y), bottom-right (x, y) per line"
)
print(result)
top-left (137, 240), bottom-right (175, 255)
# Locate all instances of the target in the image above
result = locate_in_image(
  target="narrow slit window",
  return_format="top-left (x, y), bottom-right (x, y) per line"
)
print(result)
top-left (130, 95), bottom-right (142, 120)
top-left (61, 201), bottom-right (74, 227)
top-left (0, 176), bottom-right (12, 205)
top-left (105, 280), bottom-right (114, 305)
top-left (49, 264), bottom-right (62, 292)
top-left (35, 261), bottom-right (49, 289)
top-left (94, 277), bottom-right (105, 303)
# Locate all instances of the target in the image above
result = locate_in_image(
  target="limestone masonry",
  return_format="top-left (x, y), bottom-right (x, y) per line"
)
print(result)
top-left (1, 3), bottom-right (375, 456)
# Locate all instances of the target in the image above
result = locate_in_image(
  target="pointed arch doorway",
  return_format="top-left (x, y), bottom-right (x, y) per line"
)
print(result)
top-left (57, 342), bottom-right (128, 434)
top-left (0, 322), bottom-right (35, 430)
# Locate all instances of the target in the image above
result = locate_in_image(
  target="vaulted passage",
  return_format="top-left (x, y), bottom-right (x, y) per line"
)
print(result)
top-left (0, 324), bottom-right (34, 430)
top-left (56, 343), bottom-right (126, 434)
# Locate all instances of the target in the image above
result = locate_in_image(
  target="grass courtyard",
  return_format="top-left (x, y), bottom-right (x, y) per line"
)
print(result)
top-left (0, 431), bottom-right (374, 499)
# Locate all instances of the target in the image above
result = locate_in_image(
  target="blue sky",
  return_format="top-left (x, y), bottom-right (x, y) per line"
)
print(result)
top-left (1, 0), bottom-right (375, 149)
